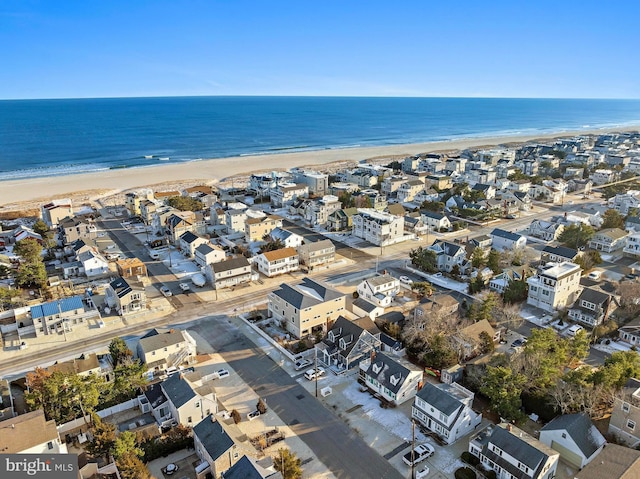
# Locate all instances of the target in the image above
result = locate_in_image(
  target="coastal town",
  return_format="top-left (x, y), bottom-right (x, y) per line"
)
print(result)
top-left (4, 130), bottom-right (640, 479)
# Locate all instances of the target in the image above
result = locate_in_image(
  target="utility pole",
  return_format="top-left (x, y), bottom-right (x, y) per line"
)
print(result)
top-left (314, 348), bottom-right (319, 398)
top-left (411, 419), bottom-right (416, 479)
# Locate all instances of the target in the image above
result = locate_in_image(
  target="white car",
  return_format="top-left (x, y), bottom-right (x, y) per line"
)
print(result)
top-left (160, 286), bottom-right (172, 297)
top-left (179, 283), bottom-right (191, 291)
top-left (587, 270), bottom-right (602, 281)
top-left (247, 410), bottom-right (260, 421)
top-left (402, 443), bottom-right (435, 466)
top-left (215, 369), bottom-right (230, 379)
top-left (399, 275), bottom-right (413, 285)
top-left (304, 367), bottom-right (325, 380)
top-left (294, 359), bottom-right (313, 371)
top-left (416, 465), bottom-right (430, 479)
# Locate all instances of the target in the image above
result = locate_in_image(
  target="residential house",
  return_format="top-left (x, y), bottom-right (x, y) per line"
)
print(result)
top-left (248, 172), bottom-right (290, 195)
top-left (297, 239), bottom-right (335, 270)
top-left (468, 424), bottom-right (559, 479)
top-left (428, 240), bottom-right (469, 273)
top-left (292, 169), bottom-right (329, 196)
top-left (539, 413), bottom-right (606, 469)
top-left (0, 409), bottom-right (67, 454)
top-left (412, 382), bottom-right (482, 445)
top-left (161, 373), bottom-right (217, 427)
top-left (454, 319), bottom-right (499, 359)
top-left (41, 198), bottom-right (73, 228)
top-left (165, 211), bottom-right (196, 243)
top-left (47, 353), bottom-right (108, 379)
top-left (382, 175), bottom-right (410, 198)
top-left (527, 220), bottom-right (564, 242)
top-left (58, 216), bottom-right (97, 244)
top-left (609, 191), bottom-right (640, 215)
top-left (397, 179), bottom-right (425, 203)
top-left (327, 207), bottom-right (357, 231)
top-left (540, 245), bottom-right (580, 264)
top-left (574, 444), bottom-right (640, 479)
top-left (316, 316), bottom-right (381, 370)
top-left (270, 183), bottom-right (309, 207)
top-left (30, 295), bottom-right (97, 337)
top-left (356, 274), bottom-right (400, 308)
top-left (471, 183), bottom-right (496, 200)
top-left (225, 208), bottom-right (248, 234)
top-left (625, 216), bottom-right (640, 233)
top-left (267, 277), bottom-right (347, 338)
top-left (589, 228), bottom-right (628, 253)
top-left (136, 328), bottom-right (196, 375)
top-left (193, 416), bottom-right (242, 478)
top-left (488, 267), bottom-right (529, 294)
top-left (527, 262), bottom-right (582, 313)
top-left (590, 168), bottom-right (616, 185)
top-left (106, 277), bottom-right (147, 315)
top-left (344, 168), bottom-right (379, 188)
top-left (414, 294), bottom-right (460, 319)
top-left (256, 247), bottom-right (299, 277)
top-left (619, 317), bottom-right (640, 347)
top-left (223, 455), bottom-right (282, 479)
top-left (301, 195), bottom-right (342, 227)
top-left (208, 257), bottom-right (252, 289)
top-left (351, 297), bottom-right (385, 320)
top-left (245, 215), bottom-right (283, 242)
top-left (359, 352), bottom-right (422, 405)
top-left (116, 257), bottom-right (148, 278)
top-left (568, 287), bottom-right (615, 328)
top-left (0, 379), bottom-right (14, 419)
top-left (413, 187), bottom-right (440, 205)
top-left (425, 174), bottom-right (453, 190)
top-left (125, 190), bottom-right (154, 216)
top-left (468, 235), bottom-right (493, 252)
top-left (179, 231), bottom-right (208, 258)
top-left (11, 225), bottom-right (43, 245)
top-left (269, 227), bottom-right (304, 248)
top-left (490, 228), bottom-right (527, 252)
top-left (352, 208), bottom-right (405, 246)
top-left (420, 210), bottom-right (452, 232)
top-left (608, 378), bottom-right (640, 447)
top-left (562, 209), bottom-right (603, 228)
top-left (154, 190), bottom-right (181, 201)
top-left (194, 243), bottom-right (225, 268)
top-left (78, 248), bottom-right (109, 277)
top-left (139, 199), bottom-right (160, 226)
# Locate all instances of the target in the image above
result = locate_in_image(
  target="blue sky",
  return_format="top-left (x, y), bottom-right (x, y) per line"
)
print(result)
top-left (1, 0), bottom-right (638, 99)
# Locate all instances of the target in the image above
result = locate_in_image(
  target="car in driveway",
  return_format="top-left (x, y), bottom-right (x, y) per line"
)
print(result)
top-left (215, 369), bottom-right (230, 379)
top-left (304, 367), bottom-right (325, 380)
top-left (511, 338), bottom-right (527, 348)
top-left (294, 358), bottom-right (313, 371)
top-left (247, 410), bottom-right (261, 421)
top-left (402, 443), bottom-right (435, 466)
top-left (415, 465), bottom-right (430, 479)
top-left (399, 275), bottom-right (413, 285)
top-left (160, 286), bottom-right (172, 297)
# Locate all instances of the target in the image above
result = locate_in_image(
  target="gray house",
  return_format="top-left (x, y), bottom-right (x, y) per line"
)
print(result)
top-left (539, 413), bottom-right (605, 469)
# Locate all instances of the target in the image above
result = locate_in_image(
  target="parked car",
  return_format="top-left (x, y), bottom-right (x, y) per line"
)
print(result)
top-left (399, 275), bottom-right (413, 285)
top-left (215, 369), bottom-right (230, 379)
top-left (247, 410), bottom-right (260, 421)
top-left (179, 282), bottom-right (191, 291)
top-left (511, 338), bottom-right (527, 348)
top-left (160, 286), bottom-right (172, 297)
top-left (402, 443), bottom-right (435, 466)
top-left (304, 367), bottom-right (325, 381)
top-left (416, 465), bottom-right (430, 479)
top-left (294, 359), bottom-right (313, 371)
top-left (566, 325), bottom-right (585, 337)
top-left (587, 270), bottom-right (602, 281)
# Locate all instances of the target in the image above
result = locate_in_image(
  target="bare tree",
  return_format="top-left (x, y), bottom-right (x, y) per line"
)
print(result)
top-left (492, 303), bottom-right (523, 334)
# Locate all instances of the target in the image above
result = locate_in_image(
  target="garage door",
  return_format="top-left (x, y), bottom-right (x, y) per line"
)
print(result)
top-left (551, 440), bottom-right (583, 469)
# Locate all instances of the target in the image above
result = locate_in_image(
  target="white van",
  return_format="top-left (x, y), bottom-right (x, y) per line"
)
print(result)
top-left (304, 367), bottom-right (325, 381)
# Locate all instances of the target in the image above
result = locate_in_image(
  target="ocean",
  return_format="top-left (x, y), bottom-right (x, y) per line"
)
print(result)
top-left (0, 96), bottom-right (639, 182)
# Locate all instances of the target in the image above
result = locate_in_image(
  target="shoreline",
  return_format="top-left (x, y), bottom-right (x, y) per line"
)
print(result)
top-left (1, 125), bottom-right (638, 210)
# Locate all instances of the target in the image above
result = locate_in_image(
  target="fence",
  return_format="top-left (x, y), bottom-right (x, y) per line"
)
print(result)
top-left (57, 398), bottom-right (139, 435)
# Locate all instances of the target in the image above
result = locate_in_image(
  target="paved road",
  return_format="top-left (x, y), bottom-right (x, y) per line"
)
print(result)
top-left (190, 317), bottom-right (403, 479)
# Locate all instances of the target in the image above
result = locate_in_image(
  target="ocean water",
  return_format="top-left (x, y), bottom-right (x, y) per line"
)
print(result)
top-left (0, 96), bottom-right (639, 182)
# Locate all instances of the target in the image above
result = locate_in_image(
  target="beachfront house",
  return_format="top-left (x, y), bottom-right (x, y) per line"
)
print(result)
top-left (41, 199), bottom-right (73, 228)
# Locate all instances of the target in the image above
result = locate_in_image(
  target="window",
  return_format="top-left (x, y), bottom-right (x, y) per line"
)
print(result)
top-left (561, 432), bottom-right (567, 439)
top-left (627, 420), bottom-right (636, 431)
top-left (47, 441), bottom-right (54, 450)
top-left (623, 402), bottom-right (631, 413)
top-left (188, 416), bottom-right (192, 423)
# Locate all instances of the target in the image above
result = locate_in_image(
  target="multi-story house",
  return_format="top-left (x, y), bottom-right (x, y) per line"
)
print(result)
top-left (352, 208), bottom-right (405, 246)
top-left (193, 416), bottom-right (247, 478)
top-left (490, 228), bottom-right (527, 251)
top-left (245, 215), bottom-right (283, 242)
top-left (179, 231), bottom-right (208, 258)
top-left (0, 409), bottom-right (67, 454)
top-left (412, 382), bottom-right (482, 445)
top-left (540, 245), bottom-right (580, 264)
top-left (608, 378), bottom-right (640, 447)
top-left (136, 328), bottom-right (196, 376)
top-left (397, 179), bottom-right (425, 203)
top-left (116, 257), bottom-right (148, 278)
top-left (105, 277), bottom-right (147, 315)
top-left (468, 424), bottom-right (559, 479)
top-left (619, 317), bottom-right (640, 346)
top-left (161, 373), bottom-right (217, 427)
top-left (527, 220), bottom-right (564, 241)
top-left (428, 240), bottom-right (469, 273)
top-left (47, 352), bottom-right (106, 378)
top-left (420, 210), bottom-right (452, 232)
top-left (268, 277), bottom-right (347, 338)
top-left (194, 243), bottom-right (226, 268)
top-left (527, 262), bottom-right (582, 313)
top-left (344, 168), bottom-right (379, 188)
top-left (316, 316), bottom-right (381, 370)
top-left (381, 175), bottom-right (409, 198)
top-left (302, 195), bottom-right (342, 227)
top-left (124, 190), bottom-right (154, 216)
top-left (575, 444), bottom-right (640, 479)
top-left (454, 319), bottom-right (500, 359)
top-left (255, 247), bottom-right (299, 277)
top-left (568, 287), bottom-right (615, 328)
top-left (57, 216), bottom-right (97, 245)
top-left (165, 211), bottom-right (196, 243)
top-left (269, 227), bottom-right (304, 248)
top-left (358, 351), bottom-right (422, 405)
top-left (139, 199), bottom-right (159, 226)
top-left (590, 168), bottom-right (617, 185)
top-left (208, 257), bottom-right (252, 289)
top-left (609, 191), bottom-right (640, 215)
top-left (297, 239), bottom-right (336, 270)
top-left (589, 228), bottom-right (628, 253)
top-left (41, 198), bottom-right (73, 228)
top-left (356, 274), bottom-right (400, 308)
top-left (291, 169), bottom-right (329, 196)
top-left (327, 207), bottom-right (357, 231)
top-left (29, 295), bottom-right (98, 337)
top-left (78, 248), bottom-right (109, 277)
top-left (248, 172), bottom-right (290, 195)
top-left (414, 293), bottom-right (460, 319)
top-left (539, 413), bottom-right (606, 469)
top-left (488, 267), bottom-right (530, 294)
top-left (270, 183), bottom-right (309, 207)
top-left (355, 189), bottom-right (388, 211)
top-left (225, 208), bottom-right (248, 234)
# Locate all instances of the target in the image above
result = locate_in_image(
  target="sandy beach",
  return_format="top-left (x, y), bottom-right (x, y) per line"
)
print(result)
top-left (1, 126), bottom-right (638, 211)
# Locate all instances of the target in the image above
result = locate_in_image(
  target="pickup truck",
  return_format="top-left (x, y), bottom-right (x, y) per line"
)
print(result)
top-left (402, 443), bottom-right (434, 466)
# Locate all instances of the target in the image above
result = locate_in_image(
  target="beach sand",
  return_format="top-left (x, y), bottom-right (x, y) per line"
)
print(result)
top-left (1, 126), bottom-right (637, 211)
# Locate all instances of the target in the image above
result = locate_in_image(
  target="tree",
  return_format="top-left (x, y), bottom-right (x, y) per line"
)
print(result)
top-left (274, 448), bottom-right (303, 479)
top-left (109, 337), bottom-right (133, 367)
top-left (411, 281), bottom-right (434, 298)
top-left (166, 195), bottom-right (203, 211)
top-left (113, 431), bottom-right (143, 461)
top-left (256, 398), bottom-right (267, 414)
top-left (85, 413), bottom-right (116, 459)
top-left (231, 409), bottom-right (241, 424)
top-left (468, 293), bottom-right (499, 323)
top-left (503, 278), bottom-right (528, 304)
top-left (14, 238), bottom-right (47, 288)
top-left (480, 366), bottom-right (527, 422)
top-left (493, 304), bottom-right (523, 335)
top-left (487, 249), bottom-right (501, 274)
top-left (592, 350), bottom-right (640, 389)
top-left (420, 201), bottom-right (445, 212)
top-left (601, 209), bottom-right (625, 230)
top-left (409, 247), bottom-right (438, 274)
top-left (117, 453), bottom-right (151, 479)
top-left (33, 219), bottom-right (50, 237)
top-left (557, 223), bottom-right (595, 249)
top-left (338, 191), bottom-right (354, 209)
top-left (519, 328), bottom-right (569, 392)
top-left (479, 331), bottom-right (495, 354)
top-left (259, 238), bottom-right (285, 253)
top-left (470, 247), bottom-right (486, 269)
top-left (423, 334), bottom-right (458, 369)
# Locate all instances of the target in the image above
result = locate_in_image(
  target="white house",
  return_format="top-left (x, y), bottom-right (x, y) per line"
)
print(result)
top-left (160, 373), bottom-right (217, 427)
top-left (179, 231), bottom-right (208, 258)
top-left (358, 352), bottom-right (422, 405)
top-left (255, 247), bottom-right (300, 277)
top-left (527, 220), bottom-right (564, 242)
top-left (78, 248), bottom-right (109, 277)
top-left (527, 262), bottom-right (582, 313)
top-left (356, 274), bottom-right (401, 308)
top-left (268, 227), bottom-right (304, 248)
top-left (194, 243), bottom-right (225, 268)
top-left (428, 240), bottom-right (469, 273)
top-left (588, 228), bottom-right (628, 253)
top-left (489, 228), bottom-right (527, 251)
top-left (539, 413), bottom-right (606, 469)
top-left (411, 382), bottom-right (482, 445)
top-left (352, 208), bottom-right (405, 246)
top-left (420, 210), bottom-right (452, 232)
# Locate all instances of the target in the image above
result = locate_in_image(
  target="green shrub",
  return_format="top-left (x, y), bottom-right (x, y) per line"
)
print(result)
top-left (454, 467), bottom-right (476, 479)
top-left (461, 451), bottom-right (480, 466)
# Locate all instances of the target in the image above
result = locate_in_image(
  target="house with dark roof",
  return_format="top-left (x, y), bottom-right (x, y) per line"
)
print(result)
top-left (193, 416), bottom-right (241, 478)
top-left (619, 317), bottom-right (640, 347)
top-left (608, 378), bottom-right (640, 447)
top-left (568, 287), bottom-right (616, 328)
top-left (412, 382), bottom-right (482, 444)
top-left (468, 423), bottom-right (559, 479)
top-left (179, 230), bottom-right (208, 258)
top-left (106, 277), bottom-right (147, 315)
top-left (428, 240), bottom-right (469, 273)
top-left (161, 373), bottom-right (217, 427)
top-left (351, 297), bottom-right (385, 320)
top-left (268, 278), bottom-right (347, 339)
top-left (269, 227), bottom-right (304, 248)
top-left (223, 455), bottom-right (283, 479)
top-left (420, 210), bottom-right (452, 232)
top-left (575, 444), bottom-right (640, 479)
top-left (488, 267), bottom-right (531, 294)
top-left (194, 242), bottom-right (225, 268)
top-left (539, 413), bottom-right (606, 469)
top-left (58, 215), bottom-right (97, 245)
top-left (490, 228), bottom-right (527, 251)
top-left (136, 328), bottom-right (196, 375)
top-left (165, 211), bottom-right (196, 243)
top-left (207, 256), bottom-right (252, 289)
top-left (297, 239), bottom-right (336, 270)
top-left (541, 245), bottom-right (580, 264)
top-left (315, 316), bottom-right (381, 371)
top-left (358, 351), bottom-right (422, 405)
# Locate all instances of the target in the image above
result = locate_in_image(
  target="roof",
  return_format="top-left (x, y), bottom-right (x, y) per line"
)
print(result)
top-left (416, 383), bottom-right (464, 416)
top-left (161, 374), bottom-right (196, 409)
top-left (576, 287), bottom-right (611, 306)
top-left (48, 353), bottom-right (100, 375)
top-left (363, 352), bottom-right (416, 394)
top-left (223, 455), bottom-right (279, 479)
top-left (322, 316), bottom-right (378, 357)
top-left (30, 295), bottom-right (84, 319)
top-left (193, 416), bottom-right (235, 461)
top-left (490, 228), bottom-right (523, 242)
top-left (575, 444), bottom-right (640, 479)
top-left (595, 228), bottom-right (628, 240)
top-left (0, 410), bottom-right (59, 453)
top-left (365, 273), bottom-right (398, 288)
top-left (299, 239), bottom-right (334, 253)
top-left (211, 256), bottom-right (250, 273)
top-left (459, 319), bottom-right (496, 344)
top-left (261, 247), bottom-right (298, 262)
top-left (271, 277), bottom-right (344, 309)
top-left (109, 277), bottom-right (132, 298)
top-left (541, 413), bottom-right (605, 458)
top-left (179, 230), bottom-right (199, 244)
top-left (542, 245), bottom-right (579, 259)
top-left (352, 297), bottom-right (378, 313)
top-left (421, 210), bottom-right (447, 220)
top-left (138, 328), bottom-right (185, 354)
top-left (116, 257), bottom-right (146, 269)
top-left (430, 239), bottom-right (464, 257)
